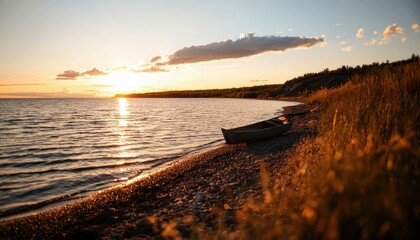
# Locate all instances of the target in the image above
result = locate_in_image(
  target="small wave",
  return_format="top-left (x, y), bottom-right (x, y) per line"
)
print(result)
top-left (91, 144), bottom-right (127, 149)
top-left (0, 160), bottom-right (46, 168)
top-left (11, 184), bottom-right (55, 200)
top-left (24, 145), bottom-right (78, 152)
top-left (0, 150), bottom-right (83, 162)
top-left (142, 155), bottom-right (183, 166)
top-left (0, 187), bottom-right (17, 192)
top-left (3, 118), bottom-right (26, 124)
top-left (43, 155), bottom-right (144, 166)
top-left (1, 161), bottom-right (147, 178)
top-left (33, 152), bottom-right (83, 160)
top-left (22, 125), bottom-right (58, 130)
top-left (0, 189), bottom-right (90, 220)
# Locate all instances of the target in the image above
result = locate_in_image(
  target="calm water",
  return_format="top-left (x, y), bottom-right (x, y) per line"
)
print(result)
top-left (0, 98), bottom-right (299, 220)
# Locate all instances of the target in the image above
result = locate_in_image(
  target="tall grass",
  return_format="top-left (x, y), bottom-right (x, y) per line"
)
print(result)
top-left (295, 61), bottom-right (419, 239)
top-left (152, 61), bottom-right (419, 239)
top-left (183, 61), bottom-right (419, 239)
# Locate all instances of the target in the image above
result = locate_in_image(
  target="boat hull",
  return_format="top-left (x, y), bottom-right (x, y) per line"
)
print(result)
top-left (221, 117), bottom-right (292, 144)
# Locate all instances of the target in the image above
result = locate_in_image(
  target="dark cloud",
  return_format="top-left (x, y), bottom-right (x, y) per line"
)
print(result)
top-left (150, 56), bottom-right (162, 63)
top-left (83, 68), bottom-right (107, 76)
top-left (56, 70), bottom-right (81, 80)
top-left (56, 68), bottom-right (108, 80)
top-left (56, 33), bottom-right (324, 77)
top-left (153, 33), bottom-right (324, 66)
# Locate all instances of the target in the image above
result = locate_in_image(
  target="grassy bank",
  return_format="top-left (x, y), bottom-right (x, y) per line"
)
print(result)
top-left (161, 59), bottom-right (419, 238)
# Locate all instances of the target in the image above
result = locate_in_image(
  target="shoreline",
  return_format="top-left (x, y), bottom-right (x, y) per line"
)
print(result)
top-left (0, 138), bottom-right (225, 223)
top-left (0, 98), bottom-right (300, 222)
top-left (0, 103), bottom-right (319, 239)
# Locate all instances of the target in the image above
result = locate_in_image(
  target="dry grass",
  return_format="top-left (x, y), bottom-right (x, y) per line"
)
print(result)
top-left (159, 60), bottom-right (420, 239)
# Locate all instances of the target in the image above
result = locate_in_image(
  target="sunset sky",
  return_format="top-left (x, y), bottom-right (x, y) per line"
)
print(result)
top-left (1, 0), bottom-right (419, 98)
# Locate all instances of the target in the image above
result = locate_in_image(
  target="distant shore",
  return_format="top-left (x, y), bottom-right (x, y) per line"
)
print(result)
top-left (0, 102), bottom-right (319, 239)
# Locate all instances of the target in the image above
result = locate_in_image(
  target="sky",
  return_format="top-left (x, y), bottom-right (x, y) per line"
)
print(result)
top-left (0, 0), bottom-right (419, 98)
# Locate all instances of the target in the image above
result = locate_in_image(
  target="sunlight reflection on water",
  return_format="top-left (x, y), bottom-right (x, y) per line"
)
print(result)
top-left (118, 98), bottom-right (129, 116)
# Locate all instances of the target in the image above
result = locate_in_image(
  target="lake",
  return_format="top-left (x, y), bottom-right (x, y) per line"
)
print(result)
top-left (0, 98), bottom-right (299, 220)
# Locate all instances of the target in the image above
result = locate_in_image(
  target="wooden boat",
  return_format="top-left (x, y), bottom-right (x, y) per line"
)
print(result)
top-left (282, 103), bottom-right (309, 116)
top-left (221, 116), bottom-right (292, 144)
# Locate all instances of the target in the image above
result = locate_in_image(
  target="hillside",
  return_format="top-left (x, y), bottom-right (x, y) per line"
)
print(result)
top-left (279, 72), bottom-right (350, 97)
top-left (115, 54), bottom-right (420, 99)
top-left (279, 54), bottom-right (419, 97)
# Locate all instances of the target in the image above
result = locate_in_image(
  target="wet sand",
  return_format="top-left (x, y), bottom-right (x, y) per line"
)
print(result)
top-left (0, 104), bottom-right (319, 239)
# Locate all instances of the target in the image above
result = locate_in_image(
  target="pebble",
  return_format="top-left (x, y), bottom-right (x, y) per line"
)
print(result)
top-left (195, 192), bottom-right (205, 202)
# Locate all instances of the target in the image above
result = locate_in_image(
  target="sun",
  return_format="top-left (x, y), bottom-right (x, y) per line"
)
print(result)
top-left (106, 71), bottom-right (139, 94)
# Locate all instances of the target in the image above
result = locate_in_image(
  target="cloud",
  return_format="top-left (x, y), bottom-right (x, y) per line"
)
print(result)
top-left (56, 70), bottom-right (81, 80)
top-left (336, 23), bottom-right (343, 27)
top-left (83, 68), bottom-right (107, 76)
top-left (150, 56), bottom-right (162, 63)
top-left (56, 64), bottom-right (168, 80)
top-left (356, 28), bottom-right (365, 39)
top-left (318, 34), bottom-right (328, 47)
top-left (411, 23), bottom-right (420, 32)
top-left (342, 46), bottom-right (353, 52)
top-left (56, 68), bottom-right (108, 80)
top-left (373, 30), bottom-right (378, 35)
top-left (152, 33), bottom-right (324, 66)
top-left (383, 23), bottom-right (404, 36)
top-left (368, 39), bottom-right (377, 46)
top-left (131, 65), bottom-right (169, 73)
top-left (339, 40), bottom-right (348, 45)
top-left (56, 33), bottom-right (324, 77)
top-left (380, 23), bottom-right (404, 45)
top-left (401, 37), bottom-right (407, 43)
